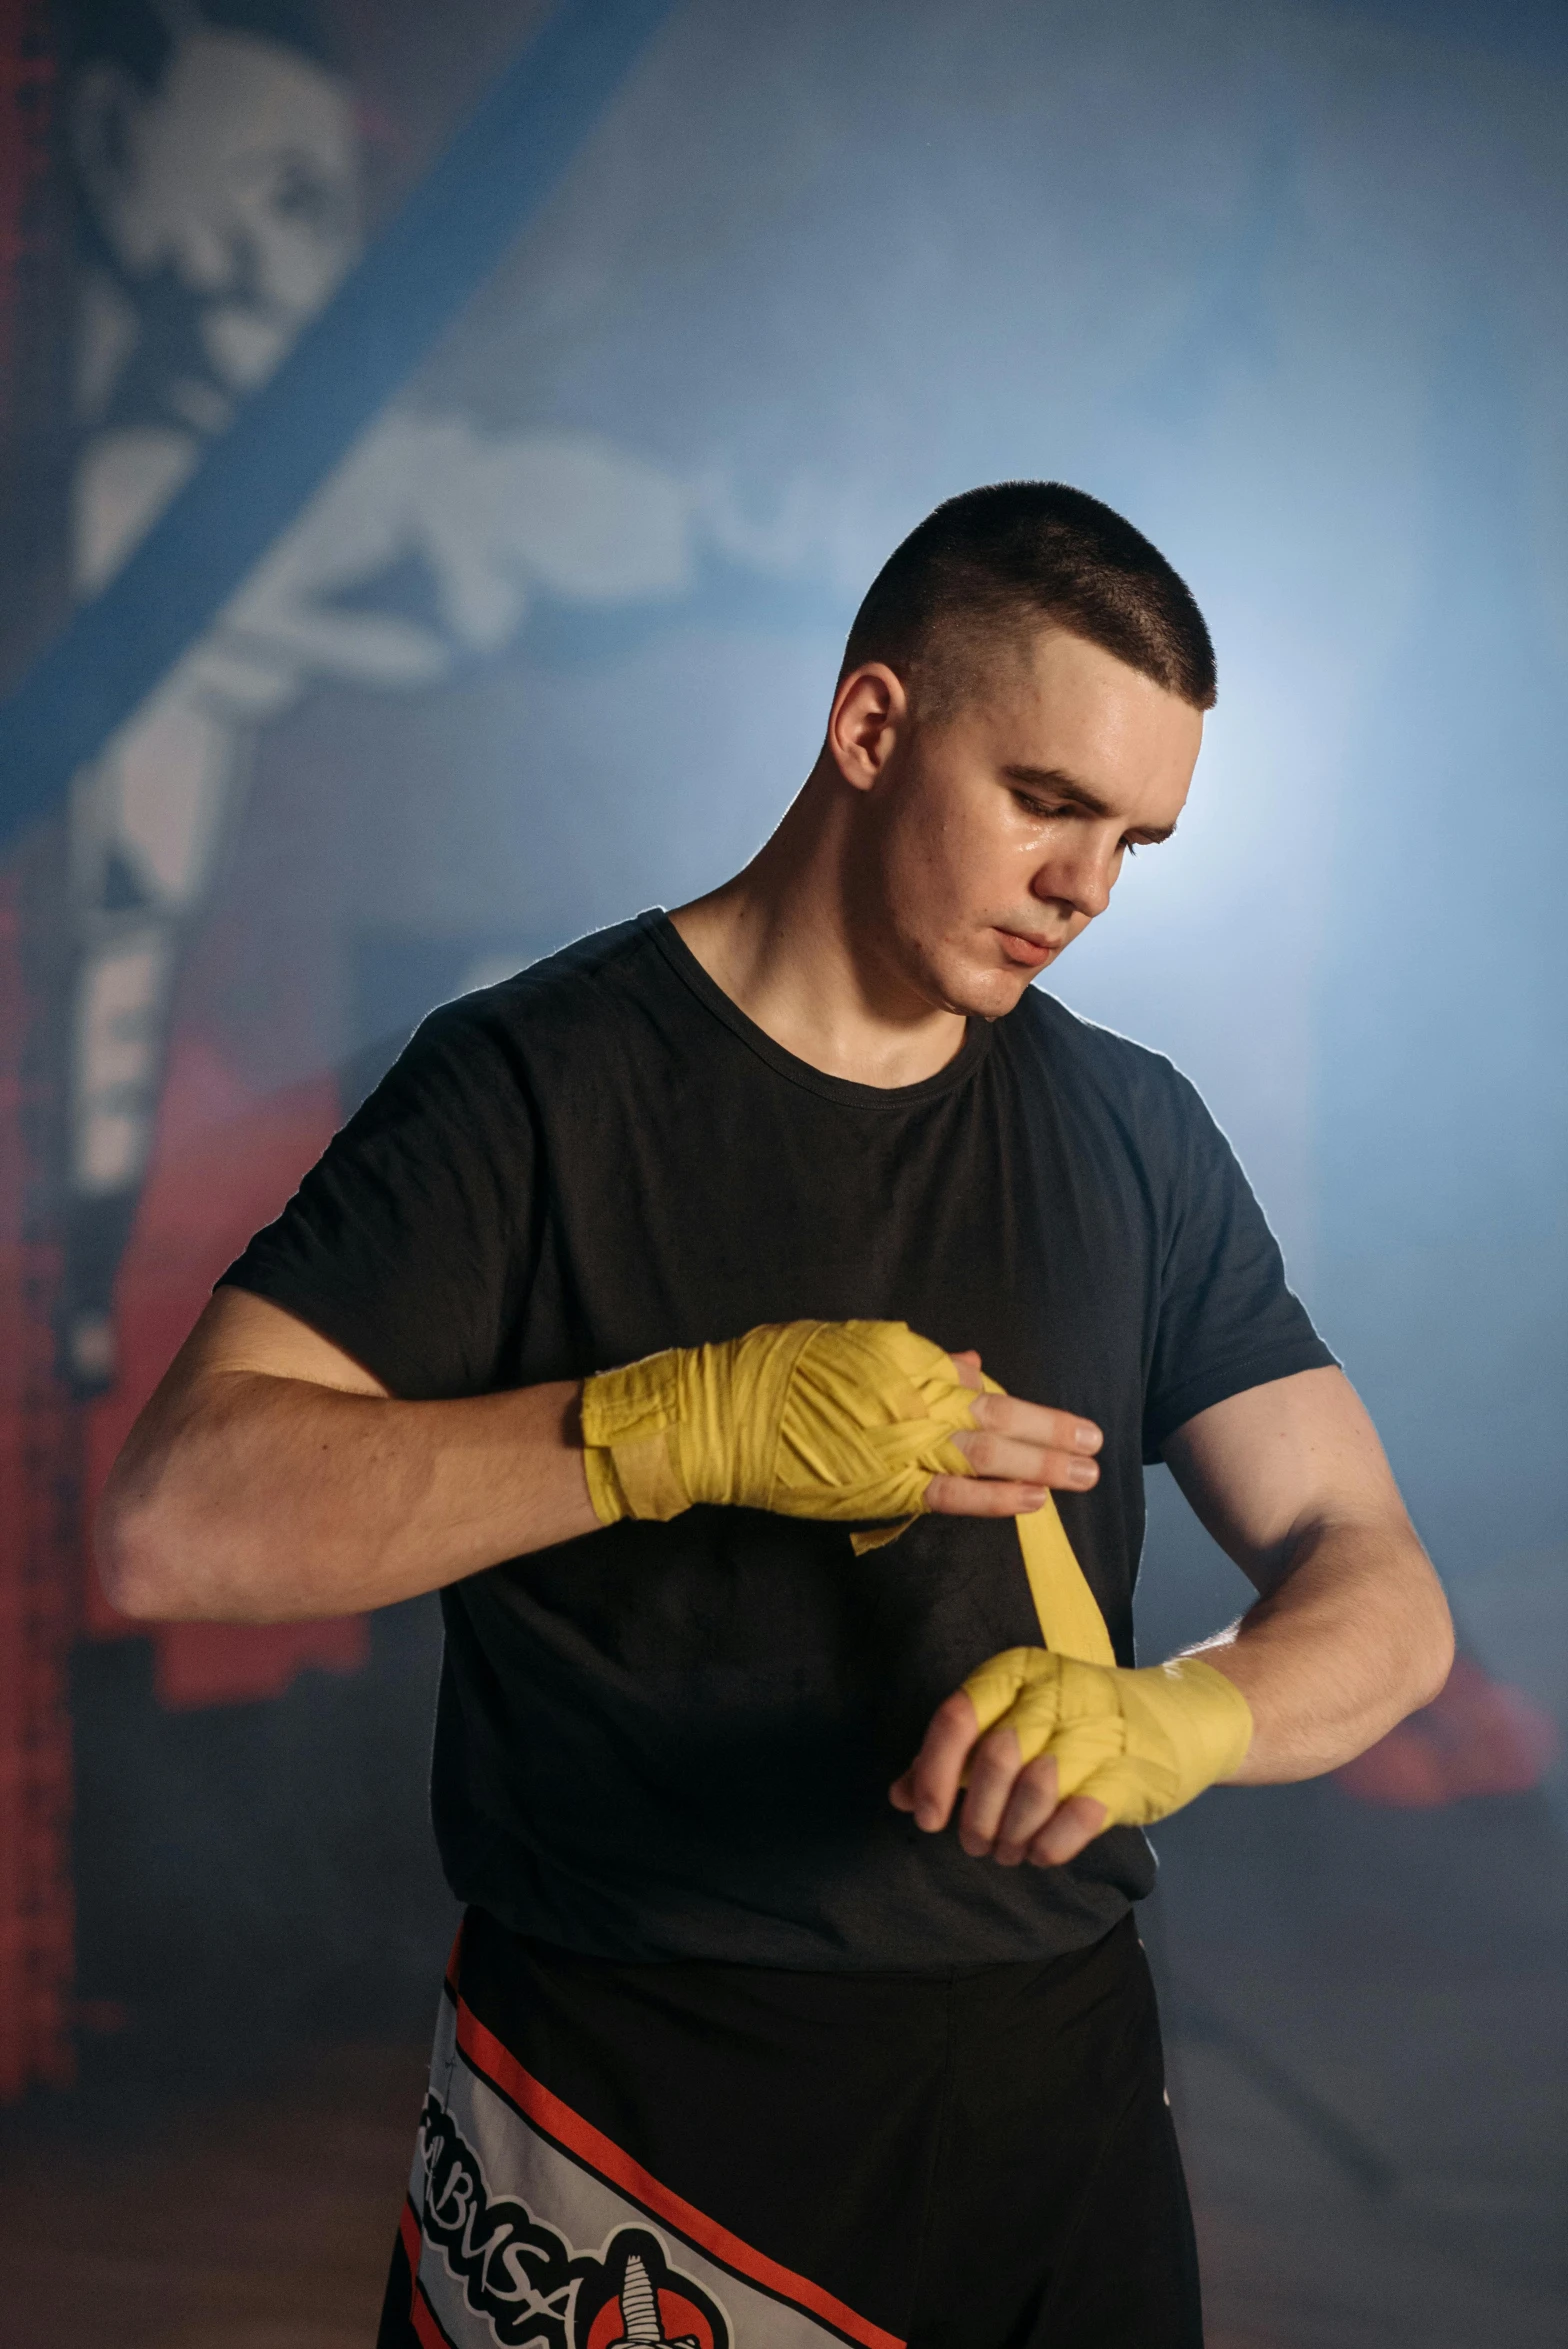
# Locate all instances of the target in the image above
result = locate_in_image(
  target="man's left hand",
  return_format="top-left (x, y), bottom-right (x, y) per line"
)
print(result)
top-left (889, 1647), bottom-right (1254, 1865)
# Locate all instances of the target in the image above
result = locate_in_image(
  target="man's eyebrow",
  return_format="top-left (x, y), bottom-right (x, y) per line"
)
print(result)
top-left (1000, 764), bottom-right (1178, 843)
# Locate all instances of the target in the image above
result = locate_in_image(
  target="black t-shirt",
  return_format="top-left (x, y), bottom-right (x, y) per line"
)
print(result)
top-left (223, 912), bottom-right (1333, 1970)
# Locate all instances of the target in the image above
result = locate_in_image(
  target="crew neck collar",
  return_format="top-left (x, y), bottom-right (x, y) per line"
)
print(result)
top-left (643, 909), bottom-right (993, 1109)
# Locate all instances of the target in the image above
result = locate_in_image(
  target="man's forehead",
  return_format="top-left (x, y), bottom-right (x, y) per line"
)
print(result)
top-left (1014, 617), bottom-right (1186, 701)
top-left (986, 627), bottom-right (1198, 734)
top-left (973, 629), bottom-right (1201, 815)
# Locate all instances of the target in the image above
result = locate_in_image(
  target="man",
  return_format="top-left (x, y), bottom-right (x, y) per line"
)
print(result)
top-left (100, 483), bottom-right (1453, 2348)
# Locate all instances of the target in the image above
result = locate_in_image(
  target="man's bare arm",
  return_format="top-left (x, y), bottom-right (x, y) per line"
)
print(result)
top-left (98, 1301), bottom-right (1106, 1625)
top-left (96, 1288), bottom-right (600, 1622)
top-left (893, 1366), bottom-right (1455, 1864)
top-left (1159, 1364), bottom-right (1453, 1781)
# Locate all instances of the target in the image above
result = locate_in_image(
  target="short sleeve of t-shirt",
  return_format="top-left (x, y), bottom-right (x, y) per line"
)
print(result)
top-left (220, 1004), bottom-right (536, 1400)
top-left (1140, 1062), bottom-right (1335, 1460)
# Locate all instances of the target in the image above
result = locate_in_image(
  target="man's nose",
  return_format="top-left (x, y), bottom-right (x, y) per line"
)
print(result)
top-left (1031, 837), bottom-right (1117, 921)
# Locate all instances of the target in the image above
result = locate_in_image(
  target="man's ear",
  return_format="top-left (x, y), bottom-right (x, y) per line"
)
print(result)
top-left (71, 63), bottom-right (147, 261)
top-left (826, 662), bottom-right (908, 794)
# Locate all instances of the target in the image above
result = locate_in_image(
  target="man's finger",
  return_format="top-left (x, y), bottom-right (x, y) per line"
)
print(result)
top-left (967, 1389), bottom-right (1101, 1455)
top-left (957, 1725), bottom-right (1028, 1856)
top-left (887, 1688), bottom-right (979, 1832)
top-left (949, 1427), bottom-right (1100, 1490)
top-left (991, 1753), bottom-right (1063, 1865)
top-left (924, 1473), bottom-right (1051, 1517)
top-left (1026, 1794), bottom-right (1110, 1867)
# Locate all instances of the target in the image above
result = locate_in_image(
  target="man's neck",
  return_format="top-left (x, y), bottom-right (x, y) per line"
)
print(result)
top-left (670, 776), bottom-right (969, 1090)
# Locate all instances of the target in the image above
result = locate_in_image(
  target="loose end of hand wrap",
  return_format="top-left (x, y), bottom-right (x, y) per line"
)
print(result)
top-left (581, 1325), bottom-right (1120, 1686)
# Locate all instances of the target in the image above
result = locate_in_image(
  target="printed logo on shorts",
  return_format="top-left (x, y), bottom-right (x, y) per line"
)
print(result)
top-left (420, 2095), bottom-right (732, 2349)
top-left (573, 2228), bottom-right (727, 2349)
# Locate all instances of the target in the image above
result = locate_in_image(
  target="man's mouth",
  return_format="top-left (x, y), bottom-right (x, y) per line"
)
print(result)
top-left (993, 926), bottom-right (1062, 969)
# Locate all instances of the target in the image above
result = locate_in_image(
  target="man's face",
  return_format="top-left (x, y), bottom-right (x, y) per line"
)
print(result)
top-left (78, 31), bottom-right (359, 393)
top-left (850, 626), bottom-right (1204, 1021)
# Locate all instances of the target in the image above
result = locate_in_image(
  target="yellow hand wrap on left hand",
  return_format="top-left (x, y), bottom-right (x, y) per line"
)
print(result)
top-left (960, 1648), bottom-right (1253, 1828)
top-left (580, 1318), bottom-right (980, 1528)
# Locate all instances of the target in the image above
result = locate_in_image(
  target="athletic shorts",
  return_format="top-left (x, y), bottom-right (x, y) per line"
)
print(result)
top-left (377, 1906), bottom-right (1202, 2349)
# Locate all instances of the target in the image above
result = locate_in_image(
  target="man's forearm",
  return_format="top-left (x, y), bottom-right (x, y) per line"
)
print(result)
top-left (98, 1371), bottom-right (600, 1623)
top-left (1189, 1515), bottom-right (1453, 1783)
top-left (100, 1296), bottom-right (1112, 1628)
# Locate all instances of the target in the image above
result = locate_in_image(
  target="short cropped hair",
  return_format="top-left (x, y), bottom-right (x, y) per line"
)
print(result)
top-left (841, 481), bottom-right (1216, 716)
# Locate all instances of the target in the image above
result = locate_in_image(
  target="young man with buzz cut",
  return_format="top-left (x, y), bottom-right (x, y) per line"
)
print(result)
top-left (100, 483), bottom-right (1453, 2349)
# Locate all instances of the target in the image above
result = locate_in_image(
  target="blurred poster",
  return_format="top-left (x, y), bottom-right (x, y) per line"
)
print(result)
top-left (61, 0), bottom-right (698, 1397)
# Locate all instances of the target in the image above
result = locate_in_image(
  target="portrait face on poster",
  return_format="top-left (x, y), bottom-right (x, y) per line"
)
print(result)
top-left (69, 6), bottom-right (359, 588)
top-left (71, 7), bottom-right (357, 409)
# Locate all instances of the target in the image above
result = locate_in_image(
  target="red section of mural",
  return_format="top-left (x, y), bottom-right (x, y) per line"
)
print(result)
top-left (0, 0), bottom-right (75, 2109)
top-left (1334, 1653), bottom-right (1559, 1808)
top-left (83, 1028), bottom-right (368, 1707)
top-left (0, 861), bottom-right (76, 2105)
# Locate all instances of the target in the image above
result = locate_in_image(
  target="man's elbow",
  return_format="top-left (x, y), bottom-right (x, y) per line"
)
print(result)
top-left (94, 1438), bottom-right (221, 1621)
top-left (1404, 1568), bottom-right (1457, 1715)
top-left (95, 1476), bottom-right (189, 1621)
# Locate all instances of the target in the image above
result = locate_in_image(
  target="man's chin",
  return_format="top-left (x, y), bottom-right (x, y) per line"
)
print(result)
top-left (938, 960), bottom-right (1043, 1021)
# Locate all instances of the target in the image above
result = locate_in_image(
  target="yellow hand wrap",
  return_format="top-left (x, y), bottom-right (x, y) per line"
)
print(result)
top-left (582, 1318), bottom-right (1120, 1672)
top-left (580, 1319), bottom-right (979, 1529)
top-left (959, 1648), bottom-right (1253, 1828)
top-left (583, 1317), bottom-right (1250, 1833)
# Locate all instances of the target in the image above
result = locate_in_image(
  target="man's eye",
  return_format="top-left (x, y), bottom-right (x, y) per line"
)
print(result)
top-left (1121, 840), bottom-right (1138, 858)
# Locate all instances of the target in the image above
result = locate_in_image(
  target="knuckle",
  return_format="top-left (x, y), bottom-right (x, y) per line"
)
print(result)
top-left (972, 1727), bottom-right (1020, 1779)
top-left (932, 1717), bottom-right (977, 1757)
